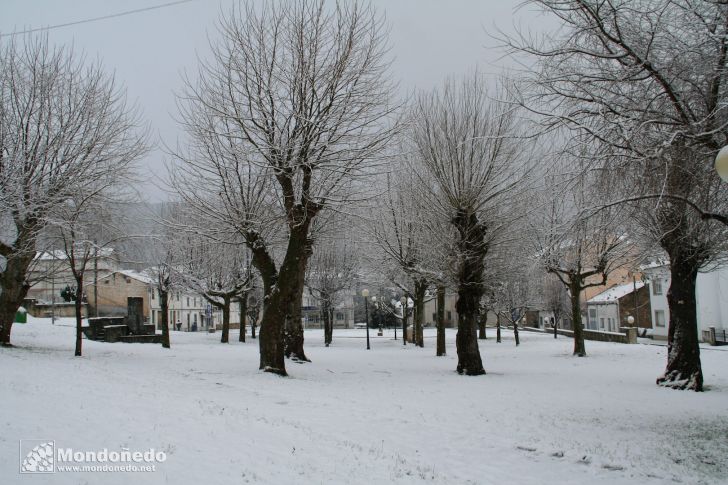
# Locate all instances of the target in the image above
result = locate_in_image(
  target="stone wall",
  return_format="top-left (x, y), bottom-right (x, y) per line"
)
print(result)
top-left (522, 325), bottom-right (637, 344)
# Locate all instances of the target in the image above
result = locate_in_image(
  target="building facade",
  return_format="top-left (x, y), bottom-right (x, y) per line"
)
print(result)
top-left (642, 262), bottom-right (728, 341)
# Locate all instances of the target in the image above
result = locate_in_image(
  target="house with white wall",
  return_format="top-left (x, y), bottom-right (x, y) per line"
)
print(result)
top-left (642, 261), bottom-right (728, 340)
top-left (586, 281), bottom-right (651, 333)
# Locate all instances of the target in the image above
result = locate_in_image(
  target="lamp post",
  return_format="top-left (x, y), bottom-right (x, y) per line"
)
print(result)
top-left (362, 289), bottom-right (370, 350)
top-left (715, 146), bottom-right (728, 182)
top-left (400, 296), bottom-right (407, 346)
top-left (627, 315), bottom-right (635, 327)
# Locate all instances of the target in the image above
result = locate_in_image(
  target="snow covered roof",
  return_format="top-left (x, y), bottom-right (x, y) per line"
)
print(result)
top-left (101, 270), bottom-right (154, 285)
top-left (588, 281), bottom-right (645, 303)
top-left (35, 248), bottom-right (115, 261)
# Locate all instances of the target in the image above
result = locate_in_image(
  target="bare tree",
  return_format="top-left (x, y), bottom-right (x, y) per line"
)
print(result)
top-left (506, 0), bottom-right (728, 389)
top-left (408, 76), bottom-right (530, 375)
top-left (173, 0), bottom-right (397, 375)
top-left (543, 275), bottom-right (569, 339)
top-left (178, 235), bottom-right (254, 344)
top-left (533, 162), bottom-right (631, 357)
top-left (51, 199), bottom-right (135, 356)
top-left (0, 36), bottom-right (147, 346)
top-left (306, 237), bottom-right (358, 347)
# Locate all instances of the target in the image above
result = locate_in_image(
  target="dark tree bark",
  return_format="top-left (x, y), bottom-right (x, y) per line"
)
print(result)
top-left (160, 288), bottom-right (170, 348)
top-left (453, 210), bottom-right (486, 376)
top-left (496, 320), bottom-right (501, 343)
top-left (220, 295), bottom-right (231, 344)
top-left (478, 310), bottom-right (487, 340)
top-left (283, 232), bottom-right (312, 362)
top-left (569, 280), bottom-right (586, 357)
top-left (553, 317), bottom-right (558, 339)
top-left (74, 275), bottom-right (84, 356)
top-left (239, 294), bottom-right (247, 343)
top-left (256, 221), bottom-right (315, 375)
top-left (0, 242), bottom-right (35, 347)
top-left (656, 248), bottom-right (703, 391)
top-left (321, 297), bottom-right (333, 347)
top-left (514, 321), bottom-right (520, 346)
top-left (413, 279), bottom-right (427, 348)
top-left (436, 285), bottom-right (446, 356)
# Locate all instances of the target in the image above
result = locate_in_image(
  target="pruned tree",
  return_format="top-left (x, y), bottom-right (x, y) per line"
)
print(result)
top-left (51, 199), bottom-right (135, 356)
top-left (534, 161), bottom-right (631, 356)
top-left (172, 0), bottom-right (397, 375)
top-left (543, 275), bottom-right (569, 339)
top-left (0, 35), bottom-right (147, 346)
top-left (408, 75), bottom-right (530, 375)
top-left (505, 0), bottom-right (728, 389)
top-left (306, 236), bottom-right (358, 347)
top-left (178, 236), bottom-right (254, 344)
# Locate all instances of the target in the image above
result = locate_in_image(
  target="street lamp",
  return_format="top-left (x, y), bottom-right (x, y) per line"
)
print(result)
top-left (400, 296), bottom-right (407, 346)
top-left (715, 146), bottom-right (728, 182)
top-left (627, 315), bottom-right (635, 327)
top-left (362, 289), bottom-right (370, 350)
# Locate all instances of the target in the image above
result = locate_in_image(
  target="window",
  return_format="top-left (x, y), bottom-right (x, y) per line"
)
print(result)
top-left (589, 308), bottom-right (597, 328)
top-left (193, 314), bottom-right (197, 324)
top-left (336, 312), bottom-right (344, 321)
top-left (447, 311), bottom-right (452, 321)
top-left (151, 290), bottom-right (155, 300)
top-left (655, 310), bottom-right (666, 327)
top-left (432, 313), bottom-right (437, 322)
top-left (187, 314), bottom-right (190, 325)
top-left (151, 311), bottom-right (155, 324)
top-left (652, 279), bottom-right (663, 295)
top-left (600, 317), bottom-right (605, 329)
top-left (187, 297), bottom-right (190, 306)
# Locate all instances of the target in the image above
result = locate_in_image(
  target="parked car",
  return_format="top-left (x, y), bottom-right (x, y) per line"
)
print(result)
top-left (353, 322), bottom-right (367, 329)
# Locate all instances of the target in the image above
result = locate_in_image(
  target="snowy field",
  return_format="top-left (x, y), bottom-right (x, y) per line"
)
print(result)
top-left (2, 317), bottom-right (728, 485)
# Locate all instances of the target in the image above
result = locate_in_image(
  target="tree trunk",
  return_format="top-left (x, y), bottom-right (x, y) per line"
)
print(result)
top-left (402, 305), bottom-right (407, 346)
top-left (221, 296), bottom-right (231, 343)
top-left (656, 256), bottom-right (703, 391)
top-left (327, 307), bottom-right (334, 346)
top-left (74, 276), bottom-right (84, 356)
top-left (283, 231), bottom-right (312, 362)
top-left (453, 210), bottom-right (486, 376)
top-left (436, 285), bottom-right (446, 356)
top-left (251, 317), bottom-right (257, 339)
top-left (569, 281), bottom-right (586, 357)
top-left (414, 279), bottom-right (427, 348)
top-left (496, 319), bottom-right (501, 343)
top-left (0, 252), bottom-right (34, 346)
top-left (553, 316), bottom-right (558, 339)
top-left (478, 310), bottom-right (487, 339)
top-left (258, 224), bottom-right (313, 374)
top-left (514, 321), bottom-right (520, 346)
top-left (284, 283), bottom-right (310, 361)
top-left (239, 295), bottom-right (247, 343)
top-left (160, 289), bottom-right (170, 349)
top-left (322, 298), bottom-right (332, 347)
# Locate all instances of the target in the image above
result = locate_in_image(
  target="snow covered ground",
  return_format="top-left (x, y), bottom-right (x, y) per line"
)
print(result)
top-left (2, 317), bottom-right (727, 484)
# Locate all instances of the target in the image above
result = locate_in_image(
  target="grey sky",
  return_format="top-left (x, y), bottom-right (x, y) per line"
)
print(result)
top-left (1, 0), bottom-right (552, 200)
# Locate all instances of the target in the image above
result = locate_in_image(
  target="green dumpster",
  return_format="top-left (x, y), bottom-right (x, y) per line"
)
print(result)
top-left (14, 307), bottom-right (27, 324)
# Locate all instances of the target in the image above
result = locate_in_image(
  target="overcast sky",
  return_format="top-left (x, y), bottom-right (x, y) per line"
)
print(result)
top-left (1, 0), bottom-right (554, 201)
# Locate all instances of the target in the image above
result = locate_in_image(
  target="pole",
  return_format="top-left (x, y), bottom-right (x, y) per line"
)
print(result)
top-left (633, 274), bottom-right (639, 328)
top-left (365, 296), bottom-right (370, 350)
top-left (93, 240), bottom-right (99, 317)
top-left (403, 301), bottom-right (407, 346)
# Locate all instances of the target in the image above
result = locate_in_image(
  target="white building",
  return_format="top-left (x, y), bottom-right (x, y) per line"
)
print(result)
top-left (586, 281), bottom-right (645, 333)
top-left (148, 288), bottom-right (230, 332)
top-left (642, 262), bottom-right (728, 340)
